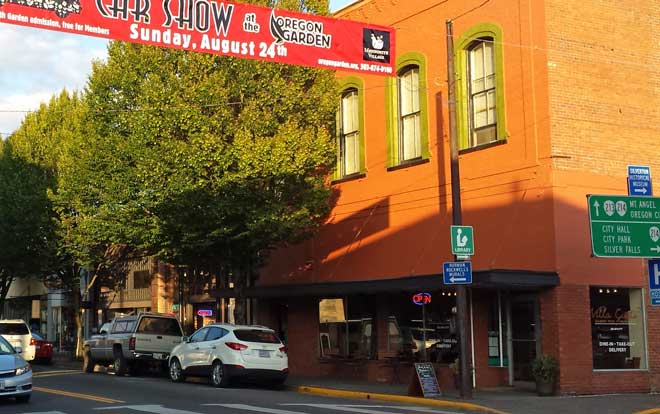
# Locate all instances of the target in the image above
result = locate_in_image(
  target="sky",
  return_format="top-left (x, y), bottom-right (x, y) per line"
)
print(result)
top-left (0, 0), bottom-right (356, 137)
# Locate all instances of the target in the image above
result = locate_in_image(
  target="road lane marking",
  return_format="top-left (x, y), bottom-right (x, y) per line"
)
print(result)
top-left (33, 386), bottom-right (124, 404)
top-left (281, 404), bottom-right (414, 414)
top-left (635, 410), bottom-right (660, 414)
top-left (33, 371), bottom-right (82, 378)
top-left (16, 412), bottom-right (67, 414)
top-left (95, 405), bottom-right (203, 414)
top-left (330, 406), bottom-right (461, 414)
top-left (204, 404), bottom-right (308, 414)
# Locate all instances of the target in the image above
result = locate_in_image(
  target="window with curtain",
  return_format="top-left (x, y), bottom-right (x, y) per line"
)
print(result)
top-left (468, 38), bottom-right (497, 147)
top-left (339, 88), bottom-right (360, 177)
top-left (398, 66), bottom-right (421, 161)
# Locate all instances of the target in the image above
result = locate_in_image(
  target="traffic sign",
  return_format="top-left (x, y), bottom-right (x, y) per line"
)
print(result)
top-left (451, 225), bottom-right (474, 256)
top-left (649, 259), bottom-right (660, 306)
top-left (588, 195), bottom-right (660, 257)
top-left (443, 261), bottom-right (472, 285)
top-left (628, 165), bottom-right (652, 197)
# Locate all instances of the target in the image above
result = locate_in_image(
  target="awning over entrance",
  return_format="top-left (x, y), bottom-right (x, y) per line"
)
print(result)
top-left (210, 269), bottom-right (559, 298)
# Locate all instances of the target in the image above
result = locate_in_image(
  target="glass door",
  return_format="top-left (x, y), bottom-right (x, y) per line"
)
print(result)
top-left (510, 294), bottom-right (539, 382)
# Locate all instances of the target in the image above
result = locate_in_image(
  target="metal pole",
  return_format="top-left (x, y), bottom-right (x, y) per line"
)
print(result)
top-left (422, 304), bottom-right (427, 362)
top-left (446, 19), bottom-right (472, 399)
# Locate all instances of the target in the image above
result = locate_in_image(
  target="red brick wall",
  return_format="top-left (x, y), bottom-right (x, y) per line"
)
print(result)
top-left (286, 298), bottom-right (321, 377)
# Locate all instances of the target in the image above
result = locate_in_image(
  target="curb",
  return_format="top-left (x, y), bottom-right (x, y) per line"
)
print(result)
top-left (297, 385), bottom-right (510, 414)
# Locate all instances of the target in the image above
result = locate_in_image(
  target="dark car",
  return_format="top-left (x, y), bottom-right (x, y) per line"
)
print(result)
top-left (31, 332), bottom-right (53, 364)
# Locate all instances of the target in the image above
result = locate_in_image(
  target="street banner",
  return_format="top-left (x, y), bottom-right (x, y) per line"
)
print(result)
top-left (0, 0), bottom-right (395, 76)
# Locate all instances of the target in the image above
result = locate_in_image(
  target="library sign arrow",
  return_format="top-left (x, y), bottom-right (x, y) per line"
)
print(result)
top-left (588, 195), bottom-right (660, 258)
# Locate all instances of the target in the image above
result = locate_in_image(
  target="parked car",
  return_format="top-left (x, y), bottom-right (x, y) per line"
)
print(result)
top-left (0, 320), bottom-right (35, 362)
top-left (31, 332), bottom-right (53, 364)
top-left (0, 334), bottom-right (32, 403)
top-left (82, 313), bottom-right (183, 376)
top-left (168, 323), bottom-right (288, 388)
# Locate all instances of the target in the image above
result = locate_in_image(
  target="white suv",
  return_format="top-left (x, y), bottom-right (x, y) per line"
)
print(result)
top-left (168, 323), bottom-right (288, 387)
top-left (0, 320), bottom-right (35, 362)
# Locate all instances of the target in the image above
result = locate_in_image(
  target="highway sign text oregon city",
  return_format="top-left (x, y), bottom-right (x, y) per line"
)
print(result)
top-left (588, 195), bottom-right (660, 258)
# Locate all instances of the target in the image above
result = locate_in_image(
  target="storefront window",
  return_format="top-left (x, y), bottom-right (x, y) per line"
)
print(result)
top-left (590, 287), bottom-right (647, 370)
top-left (488, 292), bottom-right (508, 367)
top-left (319, 297), bottom-right (375, 359)
top-left (385, 291), bottom-right (457, 363)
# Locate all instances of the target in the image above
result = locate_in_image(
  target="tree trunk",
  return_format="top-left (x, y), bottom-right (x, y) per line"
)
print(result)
top-left (233, 265), bottom-right (247, 325)
top-left (0, 275), bottom-right (14, 319)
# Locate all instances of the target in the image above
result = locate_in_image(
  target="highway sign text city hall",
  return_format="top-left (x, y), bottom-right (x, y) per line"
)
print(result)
top-left (588, 195), bottom-right (660, 257)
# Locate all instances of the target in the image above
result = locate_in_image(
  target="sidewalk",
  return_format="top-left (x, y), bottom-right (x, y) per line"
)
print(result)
top-left (288, 375), bottom-right (660, 414)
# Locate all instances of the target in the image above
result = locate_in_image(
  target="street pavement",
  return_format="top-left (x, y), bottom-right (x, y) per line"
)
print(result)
top-left (0, 360), bottom-right (656, 414)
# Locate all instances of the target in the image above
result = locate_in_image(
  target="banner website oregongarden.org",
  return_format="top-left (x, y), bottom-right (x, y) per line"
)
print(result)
top-left (0, 0), bottom-right (395, 76)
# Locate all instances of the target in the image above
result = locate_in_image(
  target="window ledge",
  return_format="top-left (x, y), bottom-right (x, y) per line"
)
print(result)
top-left (459, 138), bottom-right (507, 155)
top-left (387, 157), bottom-right (429, 172)
top-left (331, 172), bottom-right (366, 185)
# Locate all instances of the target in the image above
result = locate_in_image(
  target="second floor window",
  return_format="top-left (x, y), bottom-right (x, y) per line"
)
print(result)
top-left (339, 89), bottom-right (360, 177)
top-left (468, 38), bottom-right (497, 146)
top-left (398, 66), bottom-right (421, 161)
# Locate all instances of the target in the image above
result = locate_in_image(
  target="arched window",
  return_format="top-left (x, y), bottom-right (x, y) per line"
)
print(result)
top-left (398, 65), bottom-right (422, 161)
top-left (339, 88), bottom-right (360, 177)
top-left (455, 23), bottom-right (507, 151)
top-left (468, 38), bottom-right (497, 146)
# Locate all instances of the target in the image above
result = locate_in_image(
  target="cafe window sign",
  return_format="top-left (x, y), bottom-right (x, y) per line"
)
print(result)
top-left (590, 287), bottom-right (647, 370)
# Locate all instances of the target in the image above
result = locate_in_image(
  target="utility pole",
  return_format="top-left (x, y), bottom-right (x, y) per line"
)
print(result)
top-left (446, 19), bottom-right (473, 399)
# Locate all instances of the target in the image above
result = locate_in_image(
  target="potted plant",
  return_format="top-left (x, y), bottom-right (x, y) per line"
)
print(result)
top-left (531, 355), bottom-right (558, 396)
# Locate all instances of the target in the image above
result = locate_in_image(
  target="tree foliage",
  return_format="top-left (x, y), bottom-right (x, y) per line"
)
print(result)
top-left (53, 1), bottom-right (338, 321)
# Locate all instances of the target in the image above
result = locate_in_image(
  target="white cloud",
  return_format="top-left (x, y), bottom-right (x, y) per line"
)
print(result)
top-left (0, 25), bottom-right (108, 135)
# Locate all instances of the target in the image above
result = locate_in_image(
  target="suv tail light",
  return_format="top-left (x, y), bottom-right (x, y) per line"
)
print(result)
top-left (29, 337), bottom-right (36, 346)
top-left (225, 342), bottom-right (248, 351)
top-left (129, 337), bottom-right (136, 351)
top-left (279, 346), bottom-right (287, 354)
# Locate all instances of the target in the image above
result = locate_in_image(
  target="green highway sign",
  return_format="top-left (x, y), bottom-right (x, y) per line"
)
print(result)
top-left (451, 225), bottom-right (474, 256)
top-left (588, 195), bottom-right (660, 257)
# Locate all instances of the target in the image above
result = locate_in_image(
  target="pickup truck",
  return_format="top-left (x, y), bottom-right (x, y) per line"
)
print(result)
top-left (82, 313), bottom-right (184, 375)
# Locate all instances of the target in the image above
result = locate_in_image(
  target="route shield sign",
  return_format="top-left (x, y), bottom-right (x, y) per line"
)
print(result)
top-left (627, 165), bottom-right (652, 197)
top-left (588, 195), bottom-right (660, 257)
top-left (443, 261), bottom-right (472, 285)
top-left (450, 225), bottom-right (474, 256)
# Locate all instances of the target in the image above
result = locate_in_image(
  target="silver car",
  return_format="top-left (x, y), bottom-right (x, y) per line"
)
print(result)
top-left (0, 335), bottom-right (32, 403)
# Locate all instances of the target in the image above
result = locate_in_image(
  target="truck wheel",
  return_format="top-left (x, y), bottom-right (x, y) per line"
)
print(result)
top-left (113, 353), bottom-right (128, 376)
top-left (82, 348), bottom-right (95, 373)
top-left (211, 360), bottom-right (230, 388)
top-left (169, 358), bottom-right (185, 383)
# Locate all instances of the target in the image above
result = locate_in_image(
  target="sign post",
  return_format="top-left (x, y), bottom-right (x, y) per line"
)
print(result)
top-left (587, 195), bottom-right (660, 257)
top-left (649, 259), bottom-right (660, 306)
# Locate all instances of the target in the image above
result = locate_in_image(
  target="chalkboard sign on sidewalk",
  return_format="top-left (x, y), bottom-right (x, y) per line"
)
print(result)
top-left (413, 362), bottom-right (442, 398)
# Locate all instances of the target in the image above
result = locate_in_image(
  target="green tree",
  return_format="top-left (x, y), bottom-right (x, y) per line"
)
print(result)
top-left (0, 141), bottom-right (54, 317)
top-left (56, 1), bottom-right (337, 323)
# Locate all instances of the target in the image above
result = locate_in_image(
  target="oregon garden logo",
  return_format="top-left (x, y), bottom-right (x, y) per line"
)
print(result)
top-left (363, 28), bottom-right (390, 63)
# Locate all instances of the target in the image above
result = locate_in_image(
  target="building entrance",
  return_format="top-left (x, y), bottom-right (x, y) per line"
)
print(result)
top-left (510, 294), bottom-right (540, 383)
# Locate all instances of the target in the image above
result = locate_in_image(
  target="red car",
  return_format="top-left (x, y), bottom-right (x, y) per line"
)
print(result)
top-left (32, 332), bottom-right (53, 364)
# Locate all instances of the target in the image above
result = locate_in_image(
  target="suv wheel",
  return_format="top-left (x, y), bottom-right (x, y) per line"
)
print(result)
top-left (211, 360), bottom-right (230, 388)
top-left (113, 353), bottom-right (127, 376)
top-left (169, 358), bottom-right (185, 383)
top-left (82, 348), bottom-right (95, 373)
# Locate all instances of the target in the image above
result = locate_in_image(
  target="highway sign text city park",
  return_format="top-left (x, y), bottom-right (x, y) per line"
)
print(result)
top-left (588, 195), bottom-right (660, 258)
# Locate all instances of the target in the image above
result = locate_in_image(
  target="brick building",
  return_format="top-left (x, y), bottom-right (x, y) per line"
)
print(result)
top-left (243, 0), bottom-right (660, 395)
